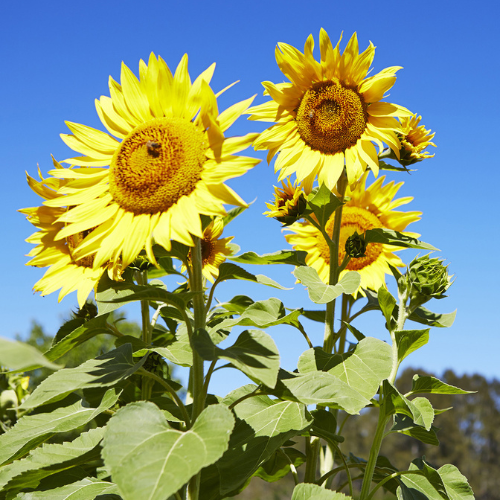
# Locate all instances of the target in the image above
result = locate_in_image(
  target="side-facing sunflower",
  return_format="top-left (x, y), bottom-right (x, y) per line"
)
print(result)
top-left (249, 29), bottom-right (411, 189)
top-left (398, 114), bottom-right (436, 165)
top-left (185, 217), bottom-right (236, 282)
top-left (284, 172), bottom-right (421, 293)
top-left (43, 53), bottom-right (259, 273)
top-left (20, 163), bottom-right (115, 307)
top-left (264, 178), bottom-right (306, 225)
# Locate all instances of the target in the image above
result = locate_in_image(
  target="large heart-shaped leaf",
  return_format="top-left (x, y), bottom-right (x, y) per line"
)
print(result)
top-left (103, 402), bottom-right (234, 500)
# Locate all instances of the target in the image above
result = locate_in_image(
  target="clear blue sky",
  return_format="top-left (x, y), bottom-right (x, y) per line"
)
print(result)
top-left (2, 0), bottom-right (499, 395)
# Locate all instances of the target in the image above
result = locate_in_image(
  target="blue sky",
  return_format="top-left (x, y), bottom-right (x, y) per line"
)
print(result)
top-left (1, 0), bottom-right (499, 394)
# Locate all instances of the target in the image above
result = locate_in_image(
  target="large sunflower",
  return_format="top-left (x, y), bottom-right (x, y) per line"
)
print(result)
top-left (20, 163), bottom-right (113, 307)
top-left (43, 53), bottom-right (259, 272)
top-left (285, 172), bottom-right (421, 293)
top-left (249, 29), bottom-right (411, 189)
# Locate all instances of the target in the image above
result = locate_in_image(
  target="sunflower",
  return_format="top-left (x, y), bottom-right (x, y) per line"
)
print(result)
top-left (20, 163), bottom-right (114, 307)
top-left (185, 217), bottom-right (236, 282)
top-left (285, 172), bottom-right (421, 294)
top-left (264, 178), bottom-right (306, 224)
top-left (43, 53), bottom-right (259, 273)
top-left (398, 114), bottom-right (436, 165)
top-left (249, 29), bottom-right (412, 189)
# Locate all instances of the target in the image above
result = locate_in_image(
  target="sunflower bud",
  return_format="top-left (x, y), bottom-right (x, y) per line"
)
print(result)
top-left (264, 179), bottom-right (307, 225)
top-left (345, 232), bottom-right (366, 259)
top-left (397, 114), bottom-right (436, 167)
top-left (72, 301), bottom-right (98, 321)
top-left (407, 254), bottom-right (453, 306)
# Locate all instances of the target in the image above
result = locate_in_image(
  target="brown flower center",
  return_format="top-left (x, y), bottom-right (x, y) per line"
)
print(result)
top-left (296, 80), bottom-right (368, 155)
top-left (109, 118), bottom-right (206, 214)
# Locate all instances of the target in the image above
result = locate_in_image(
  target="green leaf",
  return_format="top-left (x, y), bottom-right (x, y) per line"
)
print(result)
top-left (391, 414), bottom-right (440, 446)
top-left (253, 448), bottom-right (306, 482)
top-left (98, 283), bottom-right (196, 312)
top-left (397, 459), bottom-right (474, 500)
top-left (365, 228), bottom-right (439, 251)
top-left (148, 255), bottom-right (185, 279)
top-left (344, 322), bottom-right (366, 341)
top-left (20, 344), bottom-right (146, 410)
top-left (409, 375), bottom-right (473, 396)
top-left (309, 409), bottom-right (343, 443)
top-left (378, 286), bottom-right (397, 326)
top-left (409, 307), bottom-right (457, 328)
top-left (152, 327), bottom-right (193, 367)
top-left (301, 310), bottom-right (326, 323)
top-left (0, 427), bottom-right (105, 493)
top-left (193, 329), bottom-right (280, 388)
top-left (297, 348), bottom-right (343, 373)
top-left (209, 299), bottom-right (303, 337)
top-left (329, 337), bottom-right (393, 400)
top-left (229, 250), bottom-right (307, 266)
top-left (382, 381), bottom-right (434, 430)
top-left (13, 477), bottom-right (119, 499)
top-left (102, 402), bottom-right (234, 500)
top-left (0, 389), bottom-right (120, 466)
top-left (293, 267), bottom-right (360, 304)
top-left (44, 314), bottom-right (114, 362)
top-left (0, 337), bottom-right (61, 372)
top-left (278, 371), bottom-right (370, 414)
top-left (306, 184), bottom-right (343, 228)
top-left (292, 483), bottom-right (351, 499)
top-left (215, 263), bottom-right (289, 289)
top-left (395, 329), bottom-right (430, 363)
top-left (207, 393), bottom-right (311, 496)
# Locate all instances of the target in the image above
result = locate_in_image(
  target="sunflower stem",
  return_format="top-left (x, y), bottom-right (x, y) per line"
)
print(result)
top-left (136, 270), bottom-right (153, 401)
top-left (323, 170), bottom-right (348, 354)
top-left (187, 237), bottom-right (206, 500)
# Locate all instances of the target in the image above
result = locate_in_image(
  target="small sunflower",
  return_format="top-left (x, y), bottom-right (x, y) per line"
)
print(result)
top-left (249, 29), bottom-right (412, 189)
top-left (186, 217), bottom-right (236, 282)
top-left (285, 172), bottom-right (421, 294)
top-left (264, 178), bottom-right (306, 225)
top-left (398, 114), bottom-right (436, 165)
top-left (43, 53), bottom-right (259, 273)
top-left (20, 164), bottom-right (115, 307)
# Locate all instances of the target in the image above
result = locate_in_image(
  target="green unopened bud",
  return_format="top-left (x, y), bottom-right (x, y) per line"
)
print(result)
top-left (345, 232), bottom-right (366, 259)
top-left (407, 254), bottom-right (453, 305)
top-left (72, 301), bottom-right (98, 321)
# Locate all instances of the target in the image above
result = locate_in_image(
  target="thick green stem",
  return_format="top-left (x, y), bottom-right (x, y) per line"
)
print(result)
top-left (136, 270), bottom-right (153, 401)
top-left (359, 400), bottom-right (390, 500)
top-left (323, 171), bottom-right (348, 354)
top-left (388, 289), bottom-right (409, 384)
top-left (187, 237), bottom-right (207, 500)
top-left (305, 437), bottom-right (321, 483)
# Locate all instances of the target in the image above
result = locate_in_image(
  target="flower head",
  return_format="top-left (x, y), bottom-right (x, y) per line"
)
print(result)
top-left (249, 29), bottom-right (412, 189)
top-left (40, 54), bottom-right (259, 274)
top-left (285, 172), bottom-right (421, 294)
top-left (398, 114), bottom-right (436, 165)
top-left (264, 179), bottom-right (306, 225)
top-left (20, 163), bottom-right (115, 307)
top-left (186, 217), bottom-right (236, 282)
